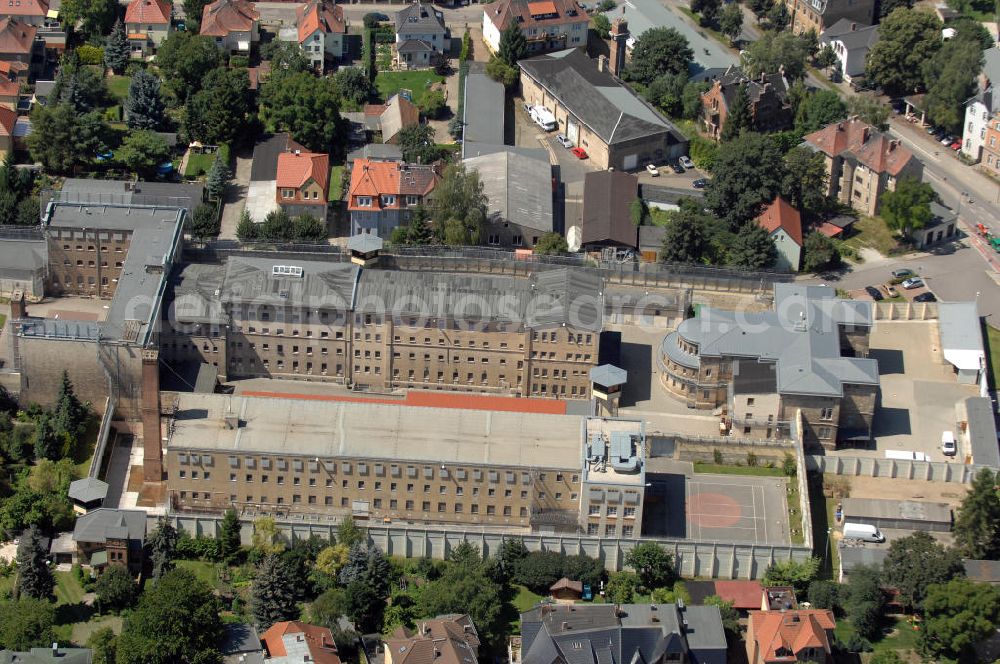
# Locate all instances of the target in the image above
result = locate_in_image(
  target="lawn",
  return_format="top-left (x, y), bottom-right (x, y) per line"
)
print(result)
top-left (176, 559), bottom-right (224, 590)
top-left (184, 143), bottom-right (231, 178)
top-left (107, 75), bottom-right (131, 102)
top-left (374, 71), bottom-right (445, 107)
top-left (0, 574), bottom-right (14, 598)
top-left (786, 477), bottom-right (804, 546)
top-left (843, 216), bottom-right (904, 258)
top-left (692, 462), bottom-right (786, 477)
top-left (983, 322), bottom-right (1000, 392)
top-left (512, 585), bottom-right (543, 612)
top-left (329, 165), bottom-right (345, 201)
top-left (834, 616), bottom-right (920, 654)
top-left (54, 571), bottom-right (85, 605)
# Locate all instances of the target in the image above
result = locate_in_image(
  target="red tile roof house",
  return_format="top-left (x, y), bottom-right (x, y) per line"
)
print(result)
top-left (755, 196), bottom-right (802, 272)
top-left (200, 0), bottom-right (259, 54)
top-left (276, 150), bottom-right (330, 222)
top-left (803, 117), bottom-right (921, 217)
top-left (261, 621), bottom-right (342, 664)
top-left (0, 76), bottom-right (18, 109)
top-left (0, 18), bottom-right (42, 80)
top-left (0, 0), bottom-right (48, 27)
top-left (125, 0), bottom-right (172, 55)
top-left (482, 0), bottom-right (589, 56)
top-left (296, 0), bottom-right (346, 71)
top-left (348, 158), bottom-right (440, 238)
top-left (746, 609), bottom-right (836, 664)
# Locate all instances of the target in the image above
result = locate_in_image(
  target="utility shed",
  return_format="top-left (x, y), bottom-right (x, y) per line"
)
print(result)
top-left (841, 497), bottom-right (952, 532)
top-left (938, 301), bottom-right (985, 385)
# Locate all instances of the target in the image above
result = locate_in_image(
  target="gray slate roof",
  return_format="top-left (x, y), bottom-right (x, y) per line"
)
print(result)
top-left (72, 508), bottom-right (146, 545)
top-left (0, 237), bottom-right (46, 278)
top-left (590, 364), bottom-right (627, 387)
top-left (68, 477), bottom-right (109, 504)
top-left (519, 49), bottom-right (685, 146)
top-left (821, 20), bottom-right (879, 78)
top-left (395, 2), bottom-right (447, 34)
top-left (397, 38), bottom-right (435, 53)
top-left (842, 497), bottom-right (952, 524)
top-left (965, 397), bottom-right (999, 468)
top-left (665, 284), bottom-right (878, 397)
top-left (462, 72), bottom-right (505, 158)
top-left (347, 143), bottom-right (403, 164)
top-left (219, 256), bottom-right (359, 309)
top-left (347, 233), bottom-right (384, 253)
top-left (464, 148), bottom-right (553, 233)
top-left (0, 648), bottom-right (93, 664)
top-left (838, 546), bottom-right (888, 573)
top-left (221, 623), bottom-right (264, 664)
top-left (965, 559), bottom-right (1000, 583)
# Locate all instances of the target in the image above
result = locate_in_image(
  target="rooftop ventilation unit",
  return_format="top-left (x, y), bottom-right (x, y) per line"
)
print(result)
top-left (272, 265), bottom-right (303, 278)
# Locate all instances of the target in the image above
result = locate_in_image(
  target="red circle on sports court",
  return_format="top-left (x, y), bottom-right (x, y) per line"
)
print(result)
top-left (688, 492), bottom-right (742, 528)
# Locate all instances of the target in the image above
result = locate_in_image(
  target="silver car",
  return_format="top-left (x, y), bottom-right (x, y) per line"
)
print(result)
top-left (679, 156), bottom-right (694, 169)
top-left (556, 134), bottom-right (573, 148)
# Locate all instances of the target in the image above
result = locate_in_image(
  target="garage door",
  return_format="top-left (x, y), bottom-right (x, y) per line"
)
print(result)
top-left (623, 153), bottom-right (638, 171)
top-left (566, 118), bottom-right (579, 144)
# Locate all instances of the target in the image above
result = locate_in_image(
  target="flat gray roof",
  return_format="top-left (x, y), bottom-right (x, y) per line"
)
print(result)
top-left (842, 497), bottom-right (952, 524)
top-left (966, 397), bottom-right (999, 468)
top-left (0, 236), bottom-right (46, 277)
top-left (462, 73), bottom-right (505, 158)
top-left (838, 546), bottom-right (888, 572)
top-left (167, 393), bottom-right (585, 470)
top-left (464, 148), bottom-right (553, 233)
top-left (938, 302), bottom-right (984, 372)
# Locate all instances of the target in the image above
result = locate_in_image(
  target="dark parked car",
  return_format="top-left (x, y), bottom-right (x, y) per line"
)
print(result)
top-left (670, 162), bottom-right (685, 174)
top-left (692, 178), bottom-right (707, 189)
top-left (864, 286), bottom-right (884, 301)
top-left (913, 292), bottom-right (937, 302)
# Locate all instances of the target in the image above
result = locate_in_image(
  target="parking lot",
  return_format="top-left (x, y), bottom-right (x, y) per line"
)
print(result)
top-left (847, 269), bottom-right (936, 303)
top-left (847, 321), bottom-right (980, 460)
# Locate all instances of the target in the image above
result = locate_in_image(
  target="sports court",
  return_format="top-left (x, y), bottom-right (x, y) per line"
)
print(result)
top-left (649, 471), bottom-right (791, 545)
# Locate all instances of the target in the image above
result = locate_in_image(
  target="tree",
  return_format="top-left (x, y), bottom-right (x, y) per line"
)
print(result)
top-left (33, 416), bottom-right (63, 461)
top-left (766, 2), bottom-right (789, 30)
top-left (865, 8), bottom-right (941, 95)
top-left (116, 568), bottom-right (222, 664)
top-left (659, 208), bottom-right (711, 264)
top-left (125, 69), bottom-right (166, 131)
top-left (251, 552), bottom-right (300, 630)
top-left (720, 84), bottom-right (751, 141)
top-left (52, 52), bottom-right (107, 113)
top-left (206, 156), bottom-right (231, 202)
top-left (876, 0), bottom-right (912, 18)
top-left (334, 67), bottom-right (375, 107)
top-left (801, 232), bottom-right (841, 273)
top-left (95, 564), bottom-right (137, 613)
top-left (705, 595), bottom-right (740, 636)
top-left (842, 564), bottom-right (885, 641)
top-left (919, 579), bottom-right (1000, 664)
top-left (54, 370), bottom-right (87, 440)
top-left (645, 72), bottom-right (688, 116)
top-left (593, 14), bottom-right (611, 38)
top-left (533, 232), bottom-right (569, 255)
top-left (433, 164), bottom-right (487, 245)
top-left (418, 565), bottom-right (505, 647)
top-left (626, 27), bottom-right (693, 86)
top-left (497, 537), bottom-right (530, 580)
top-left (419, 89), bottom-right (447, 119)
top-left (219, 508), bottom-right (242, 563)
top-left (846, 96), bottom-right (889, 131)
top-left (692, 0), bottom-right (721, 25)
top-left (362, 12), bottom-right (382, 28)
top-left (60, 0), bottom-right (117, 40)
top-left (606, 571), bottom-right (639, 603)
top-left (486, 56), bottom-right (519, 88)
top-left (104, 19), bottom-right (129, 74)
top-left (952, 17), bottom-right (994, 50)
top-left (0, 598), bottom-right (55, 651)
top-left (498, 23), bottom-right (528, 67)
top-left (337, 516), bottom-right (366, 548)
top-left (782, 146), bottom-right (829, 217)
top-left (118, 130), bottom-right (171, 179)
top-left (260, 71), bottom-right (343, 153)
top-left (146, 517), bottom-right (179, 579)
top-left (815, 44), bottom-right (838, 70)
top-left (953, 468), bottom-right (1000, 561)
top-left (882, 531), bottom-right (964, 611)
top-left (881, 177), bottom-right (935, 237)
top-left (156, 31), bottom-right (224, 99)
top-left (728, 222), bottom-right (777, 269)
top-left (748, 0), bottom-right (773, 18)
top-left (189, 203), bottom-right (219, 240)
top-left (922, 37), bottom-right (983, 132)
top-left (706, 132), bottom-right (787, 229)
top-left (15, 525), bottom-right (54, 600)
top-left (186, 68), bottom-right (251, 144)
top-left (624, 543), bottom-right (676, 590)
top-left (869, 652), bottom-right (905, 664)
top-left (315, 544), bottom-right (350, 578)
top-left (183, 0), bottom-right (211, 32)
top-left (88, 626), bottom-right (118, 664)
top-left (741, 32), bottom-right (809, 80)
top-left (761, 557), bottom-right (820, 593)
top-left (512, 551), bottom-right (566, 592)
top-left (794, 89), bottom-right (847, 134)
top-left (236, 209), bottom-right (259, 242)
top-left (807, 580), bottom-right (840, 609)
top-left (719, 3), bottom-right (743, 43)
top-left (28, 104), bottom-right (107, 173)
top-left (262, 40), bottom-right (311, 74)
top-left (292, 213), bottom-right (327, 242)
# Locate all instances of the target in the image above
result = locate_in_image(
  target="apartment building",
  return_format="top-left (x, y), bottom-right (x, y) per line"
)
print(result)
top-left (784, 0), bottom-right (874, 36)
top-left (347, 158), bottom-right (439, 237)
top-left (803, 117), bottom-right (921, 216)
top-left (164, 391), bottom-right (645, 535)
top-left (700, 66), bottom-right (792, 140)
top-left (482, 0), bottom-right (588, 56)
top-left (982, 117), bottom-right (1000, 175)
top-left (657, 284), bottom-right (878, 450)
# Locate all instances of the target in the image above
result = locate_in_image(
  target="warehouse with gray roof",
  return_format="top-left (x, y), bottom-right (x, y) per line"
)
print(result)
top-left (842, 497), bottom-right (953, 532)
top-left (464, 147), bottom-right (554, 249)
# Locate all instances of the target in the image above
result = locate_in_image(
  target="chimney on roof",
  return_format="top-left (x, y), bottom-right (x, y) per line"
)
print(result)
top-left (889, 139), bottom-right (898, 151)
top-left (609, 17), bottom-right (629, 77)
top-left (597, 54), bottom-right (607, 72)
top-left (862, 126), bottom-right (870, 142)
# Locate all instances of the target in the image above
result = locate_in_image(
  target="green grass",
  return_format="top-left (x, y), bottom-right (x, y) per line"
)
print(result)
top-left (107, 75), bottom-right (131, 102)
top-left (513, 585), bottom-right (543, 612)
top-left (329, 165), bottom-right (344, 200)
top-left (835, 616), bottom-right (921, 654)
top-left (71, 615), bottom-right (122, 644)
top-left (0, 574), bottom-right (14, 599)
top-left (693, 462), bottom-right (786, 477)
top-left (176, 560), bottom-right (223, 589)
top-left (843, 216), bottom-right (904, 258)
top-left (54, 571), bottom-right (85, 605)
top-left (983, 322), bottom-right (1000, 392)
top-left (185, 151), bottom-right (216, 178)
top-left (786, 477), bottom-right (804, 545)
top-left (375, 70), bottom-right (445, 107)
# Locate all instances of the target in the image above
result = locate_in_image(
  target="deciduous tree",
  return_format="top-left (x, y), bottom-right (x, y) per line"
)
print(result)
top-left (801, 232), bottom-right (841, 273)
top-left (0, 598), bottom-right (55, 651)
top-left (186, 68), bottom-right (252, 144)
top-left (794, 89), bottom-right (847, 134)
top-left (156, 31), bottom-right (225, 99)
top-left (119, 131), bottom-right (172, 179)
top-left (881, 177), bottom-right (935, 237)
top-left (61, 0), bottom-right (117, 40)
top-left (95, 564), bottom-right (137, 613)
top-left (626, 27), bottom-right (693, 85)
top-left (919, 579), bottom-right (1000, 664)
top-left (728, 222), bottom-right (777, 269)
top-left (741, 32), bottom-right (809, 80)
top-left (719, 4), bottom-right (743, 43)
top-left (433, 164), bottom-right (487, 245)
top-left (606, 571), bottom-right (639, 603)
top-left (842, 564), bottom-right (885, 641)
top-left (782, 146), bottom-right (829, 217)
top-left (659, 208), bottom-right (710, 264)
top-left (260, 71), bottom-right (343, 153)
top-left (865, 8), bottom-right (941, 95)
top-left (706, 131), bottom-right (787, 229)
top-left (762, 557), bottom-right (820, 593)
top-left (882, 531), bottom-right (964, 610)
top-left (334, 67), bottom-right (376, 107)
top-left (533, 232), bottom-right (569, 254)
top-left (28, 104), bottom-right (107, 173)
top-left (922, 36), bottom-right (983, 132)
top-left (624, 543), bottom-right (676, 590)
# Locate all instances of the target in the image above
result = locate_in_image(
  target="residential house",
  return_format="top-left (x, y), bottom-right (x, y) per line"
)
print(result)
top-left (0, 104), bottom-right (16, 159)
top-left (0, 77), bottom-right (16, 110)
top-left (464, 147), bottom-right (553, 249)
top-left (755, 196), bottom-right (802, 272)
top-left (482, 0), bottom-right (588, 56)
top-left (385, 615), bottom-right (480, 664)
top-left (518, 603), bottom-right (727, 664)
top-left (910, 201), bottom-right (957, 249)
top-left (200, 0), bottom-right (259, 53)
top-left (784, 0), bottom-right (875, 36)
top-left (221, 623), bottom-right (264, 664)
top-left (261, 621), bottom-right (341, 664)
top-left (746, 608), bottom-right (836, 664)
top-left (700, 65), bottom-right (792, 139)
top-left (0, 647), bottom-right (92, 663)
top-left (0, 58), bottom-right (27, 82)
top-left (365, 94), bottom-right (420, 144)
top-left (247, 132), bottom-right (307, 222)
top-left (580, 170), bottom-right (638, 252)
top-left (0, 18), bottom-right (42, 80)
top-left (395, 1), bottom-right (447, 68)
top-left (961, 47), bottom-right (1000, 163)
top-left (346, 142), bottom-right (403, 166)
top-left (347, 158), bottom-right (440, 237)
top-left (125, 0), bottom-right (172, 56)
top-left (275, 150), bottom-right (330, 221)
top-left (519, 49), bottom-right (688, 171)
top-left (820, 19), bottom-right (879, 86)
top-left (658, 283), bottom-right (879, 450)
top-left (71, 508), bottom-right (146, 575)
top-left (0, 0), bottom-right (48, 26)
top-left (982, 116), bottom-right (1000, 175)
top-left (803, 117), bottom-right (921, 216)
top-left (296, 0), bottom-right (346, 71)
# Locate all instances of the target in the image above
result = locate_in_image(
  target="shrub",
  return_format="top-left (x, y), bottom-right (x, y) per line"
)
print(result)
top-left (77, 45), bottom-right (104, 65)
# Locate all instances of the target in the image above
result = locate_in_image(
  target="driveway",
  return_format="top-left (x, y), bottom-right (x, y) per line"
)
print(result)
top-left (219, 147), bottom-right (252, 239)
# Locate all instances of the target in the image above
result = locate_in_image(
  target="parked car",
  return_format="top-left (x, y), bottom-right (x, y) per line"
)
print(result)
top-left (901, 277), bottom-right (924, 289)
top-left (570, 147), bottom-right (588, 159)
top-left (555, 134), bottom-right (572, 148)
top-left (914, 292), bottom-right (937, 302)
top-left (670, 162), bottom-right (685, 174)
top-left (692, 178), bottom-right (707, 189)
top-left (645, 163), bottom-right (659, 176)
top-left (883, 283), bottom-right (898, 298)
top-left (891, 268), bottom-right (915, 279)
top-left (941, 431), bottom-right (957, 456)
top-left (950, 140), bottom-right (962, 151)
top-left (864, 286), bottom-right (884, 301)
top-left (679, 156), bottom-right (695, 169)
top-left (940, 135), bottom-right (955, 146)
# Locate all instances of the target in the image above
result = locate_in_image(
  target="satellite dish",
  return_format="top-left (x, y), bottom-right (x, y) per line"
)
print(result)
top-left (567, 226), bottom-right (582, 252)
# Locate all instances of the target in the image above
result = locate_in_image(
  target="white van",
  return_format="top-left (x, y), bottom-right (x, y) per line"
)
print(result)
top-left (842, 522), bottom-right (885, 543)
top-left (530, 106), bottom-right (557, 132)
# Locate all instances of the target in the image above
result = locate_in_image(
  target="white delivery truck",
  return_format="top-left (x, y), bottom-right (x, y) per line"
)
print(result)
top-left (842, 522), bottom-right (886, 543)
top-left (530, 106), bottom-right (557, 132)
